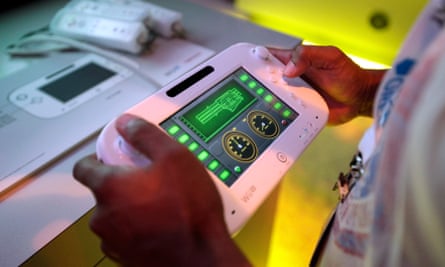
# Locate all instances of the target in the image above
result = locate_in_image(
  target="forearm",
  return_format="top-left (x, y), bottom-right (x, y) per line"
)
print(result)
top-left (197, 217), bottom-right (252, 267)
top-left (357, 69), bottom-right (388, 117)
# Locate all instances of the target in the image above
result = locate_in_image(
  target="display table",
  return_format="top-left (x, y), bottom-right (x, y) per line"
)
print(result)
top-left (0, 1), bottom-right (301, 266)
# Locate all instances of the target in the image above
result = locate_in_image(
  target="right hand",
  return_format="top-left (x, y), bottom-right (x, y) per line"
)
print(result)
top-left (268, 45), bottom-right (387, 125)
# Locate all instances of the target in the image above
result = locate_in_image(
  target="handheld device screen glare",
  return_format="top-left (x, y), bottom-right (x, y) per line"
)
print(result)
top-left (160, 68), bottom-right (299, 187)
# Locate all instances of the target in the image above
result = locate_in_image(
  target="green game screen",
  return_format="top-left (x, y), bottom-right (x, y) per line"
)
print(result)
top-left (180, 80), bottom-right (257, 143)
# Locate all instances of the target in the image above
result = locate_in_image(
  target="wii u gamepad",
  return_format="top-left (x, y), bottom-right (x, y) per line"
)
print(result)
top-left (96, 42), bottom-right (329, 234)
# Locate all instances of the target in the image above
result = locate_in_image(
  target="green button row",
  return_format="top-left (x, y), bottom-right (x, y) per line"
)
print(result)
top-left (239, 73), bottom-right (260, 91)
top-left (166, 124), bottom-right (233, 182)
top-left (239, 73), bottom-right (291, 116)
top-left (219, 169), bottom-right (231, 180)
top-left (238, 72), bottom-right (294, 120)
top-left (248, 81), bottom-right (257, 89)
top-left (282, 109), bottom-right (292, 118)
top-left (263, 94), bottom-right (294, 119)
top-left (239, 73), bottom-right (249, 82)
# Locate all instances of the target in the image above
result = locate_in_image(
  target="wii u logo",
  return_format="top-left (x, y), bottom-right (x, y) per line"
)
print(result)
top-left (241, 185), bottom-right (257, 203)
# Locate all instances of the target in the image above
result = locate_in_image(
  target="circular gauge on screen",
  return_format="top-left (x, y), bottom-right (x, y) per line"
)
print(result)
top-left (247, 110), bottom-right (279, 138)
top-left (222, 131), bottom-right (258, 162)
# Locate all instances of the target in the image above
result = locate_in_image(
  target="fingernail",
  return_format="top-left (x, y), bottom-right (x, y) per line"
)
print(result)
top-left (116, 114), bottom-right (138, 132)
top-left (284, 61), bottom-right (296, 76)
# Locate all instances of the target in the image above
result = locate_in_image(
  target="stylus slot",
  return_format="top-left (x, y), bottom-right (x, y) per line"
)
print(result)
top-left (166, 66), bottom-right (214, 97)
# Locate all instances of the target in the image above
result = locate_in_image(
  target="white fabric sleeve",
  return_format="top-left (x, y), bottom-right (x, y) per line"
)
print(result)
top-left (391, 29), bottom-right (445, 266)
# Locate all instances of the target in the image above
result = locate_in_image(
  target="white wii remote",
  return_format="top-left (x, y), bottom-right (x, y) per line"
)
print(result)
top-left (99, 0), bottom-right (184, 37)
top-left (50, 9), bottom-right (150, 53)
top-left (67, 0), bottom-right (151, 24)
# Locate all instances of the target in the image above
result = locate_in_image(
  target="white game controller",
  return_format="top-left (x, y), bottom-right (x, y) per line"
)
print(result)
top-left (97, 42), bottom-right (329, 235)
top-left (97, 119), bottom-right (152, 167)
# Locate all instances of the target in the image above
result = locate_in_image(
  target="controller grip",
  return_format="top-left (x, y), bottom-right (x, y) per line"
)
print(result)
top-left (96, 119), bottom-right (152, 167)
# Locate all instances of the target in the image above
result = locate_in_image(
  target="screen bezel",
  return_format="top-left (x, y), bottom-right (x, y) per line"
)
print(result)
top-left (159, 67), bottom-right (299, 187)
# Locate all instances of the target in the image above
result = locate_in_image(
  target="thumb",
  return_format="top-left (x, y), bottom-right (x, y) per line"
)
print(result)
top-left (115, 114), bottom-right (179, 161)
top-left (267, 45), bottom-right (306, 78)
top-left (267, 46), bottom-right (293, 64)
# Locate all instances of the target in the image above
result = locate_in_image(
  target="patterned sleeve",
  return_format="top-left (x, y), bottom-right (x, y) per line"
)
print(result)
top-left (390, 27), bottom-right (445, 266)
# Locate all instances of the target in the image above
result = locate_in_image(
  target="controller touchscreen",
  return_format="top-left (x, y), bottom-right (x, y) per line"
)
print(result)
top-left (160, 68), bottom-right (298, 187)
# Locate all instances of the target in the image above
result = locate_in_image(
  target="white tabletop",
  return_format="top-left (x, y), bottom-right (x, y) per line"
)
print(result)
top-left (0, 1), bottom-right (301, 266)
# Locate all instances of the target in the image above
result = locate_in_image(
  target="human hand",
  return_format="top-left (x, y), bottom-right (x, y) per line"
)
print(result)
top-left (73, 114), bottom-right (250, 267)
top-left (268, 45), bottom-right (386, 124)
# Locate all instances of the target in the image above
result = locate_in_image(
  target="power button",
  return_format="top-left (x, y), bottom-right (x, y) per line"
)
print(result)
top-left (277, 152), bottom-right (287, 163)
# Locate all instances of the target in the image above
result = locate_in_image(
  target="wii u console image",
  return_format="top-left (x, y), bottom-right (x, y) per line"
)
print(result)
top-left (9, 54), bottom-right (132, 118)
top-left (96, 42), bottom-right (329, 234)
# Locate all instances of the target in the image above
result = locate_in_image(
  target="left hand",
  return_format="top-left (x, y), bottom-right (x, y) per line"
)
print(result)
top-left (73, 114), bottom-right (250, 266)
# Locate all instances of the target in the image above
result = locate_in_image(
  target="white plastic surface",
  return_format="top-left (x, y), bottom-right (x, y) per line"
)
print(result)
top-left (100, 0), bottom-right (183, 37)
top-left (0, 0), bottom-right (305, 265)
top-left (97, 118), bottom-right (152, 167)
top-left (50, 10), bottom-right (150, 53)
top-left (96, 42), bottom-right (328, 234)
top-left (253, 45), bottom-right (270, 60)
top-left (68, 0), bottom-right (151, 23)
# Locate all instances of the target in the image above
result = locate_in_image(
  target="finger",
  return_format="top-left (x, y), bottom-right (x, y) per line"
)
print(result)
top-left (100, 241), bottom-right (122, 263)
top-left (268, 44), bottom-right (307, 78)
top-left (295, 45), bottom-right (351, 68)
top-left (73, 155), bottom-right (102, 187)
top-left (267, 46), bottom-right (293, 64)
top-left (115, 114), bottom-right (182, 161)
top-left (281, 45), bottom-right (346, 78)
top-left (73, 155), bottom-right (121, 190)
